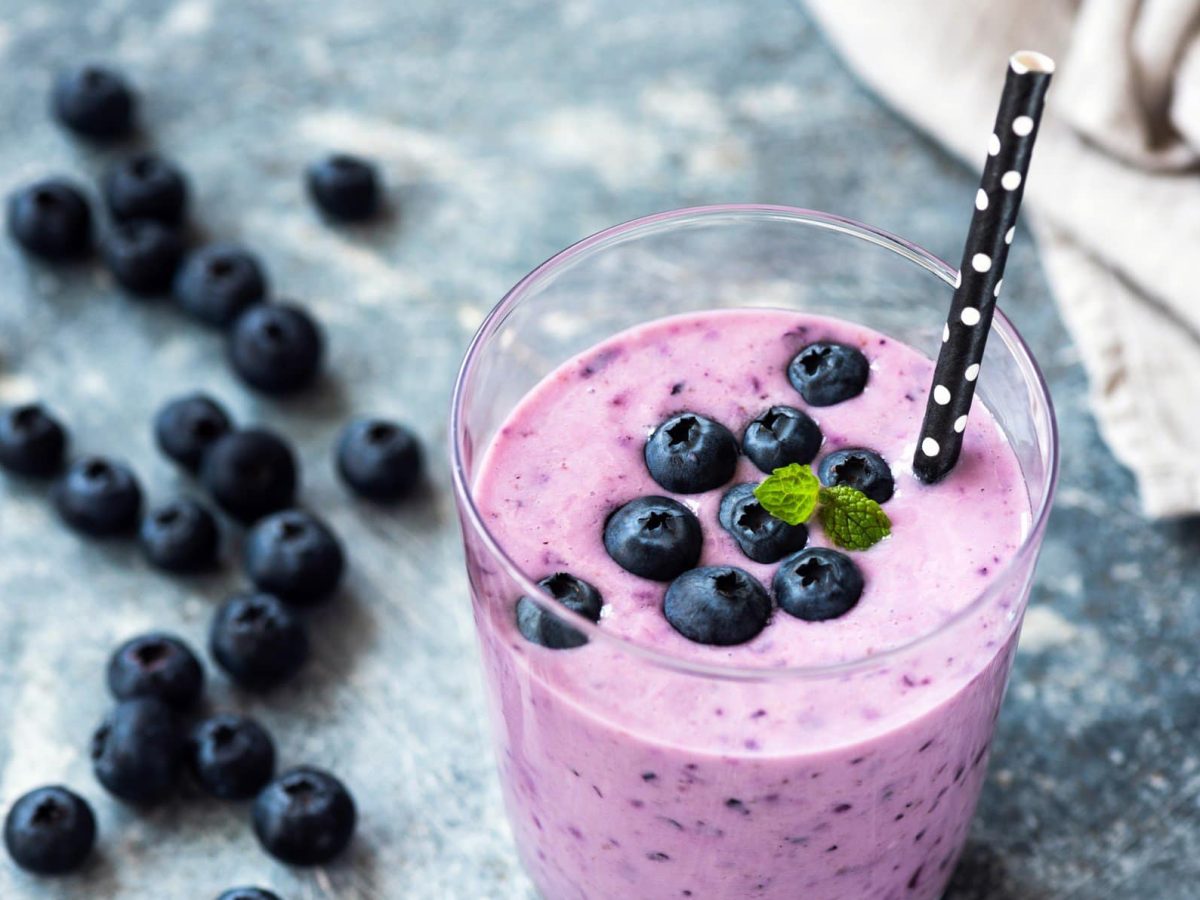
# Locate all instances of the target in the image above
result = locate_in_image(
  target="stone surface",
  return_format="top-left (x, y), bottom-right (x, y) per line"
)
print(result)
top-left (0, 1), bottom-right (1195, 898)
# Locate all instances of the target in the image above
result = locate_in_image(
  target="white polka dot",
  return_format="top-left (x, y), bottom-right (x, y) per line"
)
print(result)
top-left (975, 189), bottom-right (989, 211)
top-left (921, 437), bottom-right (940, 457)
top-left (988, 133), bottom-right (1001, 156)
top-left (965, 363), bottom-right (981, 381)
top-left (1001, 170), bottom-right (1022, 190)
top-left (994, 279), bottom-right (1003, 298)
top-left (971, 253), bottom-right (991, 273)
top-left (942, 323), bottom-right (950, 343)
top-left (954, 415), bottom-right (968, 433)
top-left (1012, 116), bottom-right (1034, 136)
top-left (933, 385), bottom-right (951, 405)
top-left (961, 307), bottom-right (981, 326)
top-left (1005, 227), bottom-right (1015, 245)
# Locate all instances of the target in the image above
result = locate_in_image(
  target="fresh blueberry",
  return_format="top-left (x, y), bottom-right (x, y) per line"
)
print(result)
top-left (209, 592), bottom-right (309, 690)
top-left (103, 219), bottom-right (185, 296)
top-left (788, 342), bottom-right (870, 406)
top-left (603, 496), bottom-right (702, 582)
top-left (201, 429), bottom-right (298, 523)
top-left (335, 418), bottom-right (423, 502)
top-left (644, 412), bottom-right (738, 494)
top-left (107, 632), bottom-right (204, 710)
top-left (51, 65), bottom-right (134, 140)
top-left (663, 566), bottom-right (772, 646)
top-left (153, 392), bottom-right (233, 471)
top-left (742, 406), bottom-right (822, 473)
top-left (773, 548), bottom-right (864, 622)
top-left (718, 484), bottom-right (809, 564)
top-left (3, 786), bottom-right (96, 875)
top-left (7, 179), bottom-right (92, 261)
top-left (0, 403), bottom-right (68, 478)
top-left (252, 767), bottom-right (356, 865)
top-left (229, 304), bottom-right (324, 395)
top-left (244, 510), bottom-right (345, 606)
top-left (54, 457), bottom-right (142, 536)
top-left (189, 714), bottom-right (276, 801)
top-left (306, 154), bottom-right (380, 222)
top-left (818, 448), bottom-right (895, 503)
top-left (104, 154), bottom-right (188, 225)
top-left (174, 243), bottom-right (269, 327)
top-left (90, 698), bottom-right (183, 805)
top-left (516, 573), bottom-right (603, 650)
top-left (140, 498), bottom-right (221, 573)
top-left (217, 889), bottom-right (282, 900)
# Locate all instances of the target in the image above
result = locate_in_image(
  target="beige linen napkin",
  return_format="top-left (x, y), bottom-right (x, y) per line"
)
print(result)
top-left (806, 0), bottom-right (1200, 517)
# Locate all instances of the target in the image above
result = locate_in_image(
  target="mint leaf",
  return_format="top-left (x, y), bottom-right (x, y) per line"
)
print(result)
top-left (818, 485), bottom-right (892, 550)
top-left (753, 463), bottom-right (820, 526)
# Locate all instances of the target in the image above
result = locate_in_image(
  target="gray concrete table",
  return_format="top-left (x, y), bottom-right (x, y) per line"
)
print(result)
top-left (0, 1), bottom-right (1196, 897)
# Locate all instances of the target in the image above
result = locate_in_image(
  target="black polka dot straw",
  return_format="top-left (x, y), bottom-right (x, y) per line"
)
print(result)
top-left (913, 50), bottom-right (1055, 484)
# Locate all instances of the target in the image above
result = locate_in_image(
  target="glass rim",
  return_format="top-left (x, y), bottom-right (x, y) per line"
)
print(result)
top-left (450, 203), bottom-right (1060, 682)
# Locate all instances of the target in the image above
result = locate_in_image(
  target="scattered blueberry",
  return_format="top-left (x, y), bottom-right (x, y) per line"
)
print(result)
top-left (229, 304), bottom-right (323, 395)
top-left (742, 406), bottom-right (822, 473)
top-left (718, 484), bottom-right (808, 564)
top-left (189, 714), bottom-right (276, 801)
top-left (663, 566), bottom-right (772, 646)
top-left (306, 154), bottom-right (380, 222)
top-left (103, 154), bottom-right (188, 225)
top-left (644, 412), bottom-right (738, 494)
top-left (103, 219), bottom-right (185, 296)
top-left (90, 698), bottom-right (183, 805)
top-left (106, 632), bottom-right (204, 710)
top-left (174, 243), bottom-right (269, 327)
top-left (3, 786), bottom-right (96, 875)
top-left (516, 573), bottom-right (603, 650)
top-left (153, 392), bottom-right (233, 471)
top-left (244, 509), bottom-right (345, 606)
top-left (53, 457), bottom-right (142, 536)
top-left (200, 429), bottom-right (297, 523)
top-left (140, 499), bottom-right (221, 572)
top-left (51, 65), bottom-right (134, 140)
top-left (252, 767), bottom-right (357, 865)
top-left (209, 592), bottom-right (309, 690)
top-left (6, 179), bottom-right (92, 261)
top-left (0, 403), bottom-right (68, 478)
top-left (603, 496), bottom-right (702, 582)
top-left (787, 342), bottom-right (869, 406)
top-left (335, 418), bottom-right (422, 502)
top-left (773, 548), bottom-right (864, 622)
top-left (217, 889), bottom-right (282, 900)
top-left (818, 448), bottom-right (895, 503)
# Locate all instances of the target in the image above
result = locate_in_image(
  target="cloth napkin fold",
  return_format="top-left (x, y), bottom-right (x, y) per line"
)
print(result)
top-left (805, 0), bottom-right (1200, 517)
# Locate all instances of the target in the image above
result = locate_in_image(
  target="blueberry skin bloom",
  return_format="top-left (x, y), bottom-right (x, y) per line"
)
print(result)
top-left (217, 889), bottom-right (282, 900)
top-left (7, 179), bottom-right (92, 261)
top-left (742, 405), bottom-right (822, 473)
top-left (103, 219), bottom-right (185, 296)
top-left (603, 496), bottom-right (703, 582)
top-left (140, 498), bottom-right (221, 573)
top-left (201, 429), bottom-right (298, 523)
top-left (306, 154), bottom-right (381, 221)
top-left (174, 243), bottom-right (268, 327)
top-left (253, 767), bottom-right (357, 865)
top-left (516, 573), bottom-right (604, 650)
top-left (335, 418), bottom-right (423, 501)
top-left (229, 304), bottom-right (323, 395)
top-left (244, 509), bottom-right (345, 606)
top-left (103, 153), bottom-right (188, 225)
top-left (817, 447), bottom-right (895, 504)
top-left (788, 342), bottom-right (870, 406)
top-left (644, 412), bottom-right (739, 494)
top-left (106, 632), bottom-right (204, 711)
top-left (0, 403), bottom-right (68, 478)
top-left (153, 392), bottom-right (233, 471)
top-left (3, 786), bottom-right (96, 875)
top-left (90, 698), bottom-right (183, 806)
top-left (663, 566), bottom-right (772, 646)
top-left (718, 484), bottom-right (809, 564)
top-left (209, 592), bottom-right (309, 690)
top-left (773, 547), bottom-right (865, 622)
top-left (189, 714), bottom-right (276, 801)
top-left (54, 457), bottom-right (143, 536)
top-left (51, 65), bottom-right (135, 140)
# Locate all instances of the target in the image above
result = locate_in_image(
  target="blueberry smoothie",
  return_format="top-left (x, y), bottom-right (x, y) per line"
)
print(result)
top-left (466, 309), bottom-right (1031, 899)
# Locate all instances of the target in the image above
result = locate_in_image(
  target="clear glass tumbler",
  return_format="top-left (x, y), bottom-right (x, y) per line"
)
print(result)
top-left (450, 206), bottom-right (1058, 900)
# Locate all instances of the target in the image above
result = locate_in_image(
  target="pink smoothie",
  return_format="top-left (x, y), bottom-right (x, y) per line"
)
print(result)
top-left (467, 309), bottom-right (1031, 899)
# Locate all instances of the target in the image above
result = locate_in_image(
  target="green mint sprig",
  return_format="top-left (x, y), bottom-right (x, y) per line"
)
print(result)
top-left (753, 463), bottom-right (892, 551)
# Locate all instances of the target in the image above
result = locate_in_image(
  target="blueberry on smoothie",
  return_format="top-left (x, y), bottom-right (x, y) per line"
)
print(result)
top-left (52, 65), bottom-right (135, 140)
top-left (104, 154), bottom-right (188, 225)
top-left (103, 219), bottom-right (185, 296)
top-left (787, 342), bottom-right (869, 406)
top-left (3, 786), bottom-right (96, 875)
top-left (7, 179), bottom-right (93, 261)
top-left (603, 496), bottom-right (702, 581)
top-left (818, 448), bottom-right (895, 504)
top-left (644, 412), bottom-right (738, 494)
top-left (742, 406), bottom-right (822, 473)
top-left (0, 403), bottom-right (68, 478)
top-left (718, 484), bottom-right (808, 564)
top-left (773, 548), bottom-right (864, 622)
top-left (516, 573), bottom-right (603, 650)
top-left (663, 566), bottom-right (772, 646)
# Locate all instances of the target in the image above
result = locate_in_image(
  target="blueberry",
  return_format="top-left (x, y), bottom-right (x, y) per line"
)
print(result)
top-left (252, 767), bottom-right (356, 865)
top-left (743, 406), bottom-right (822, 473)
top-left (229, 304), bottom-right (324, 395)
top-left (335, 418), bottom-right (423, 502)
top-left (306, 154), bottom-right (380, 222)
top-left (818, 448), bottom-right (895, 503)
top-left (141, 498), bottom-right (222, 573)
top-left (0, 403), bottom-right (68, 478)
top-left (209, 592), bottom-right (309, 690)
top-left (7, 179), bottom-right (92, 261)
top-left (201, 429), bottom-right (298, 523)
top-left (3, 786), bottom-right (96, 875)
top-left (244, 510), bottom-right (345, 606)
top-left (104, 154), bottom-right (188, 225)
top-left (90, 698), bottom-right (183, 805)
top-left (644, 413), bottom-right (738, 494)
top-left (603, 496), bottom-right (702, 582)
top-left (153, 392), bottom-right (233, 471)
top-left (663, 566), bottom-right (772, 646)
top-left (174, 244), bottom-right (269, 327)
top-left (106, 632), bottom-right (204, 710)
top-left (787, 342), bottom-right (869, 406)
top-left (718, 484), bottom-right (808, 564)
top-left (773, 548), bottom-right (864, 622)
top-left (189, 714), bottom-right (276, 801)
top-left (103, 219), bottom-right (185, 296)
top-left (51, 65), bottom-right (134, 140)
top-left (516, 573), bottom-right (603, 650)
top-left (54, 457), bottom-right (142, 536)
top-left (217, 889), bottom-right (282, 900)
